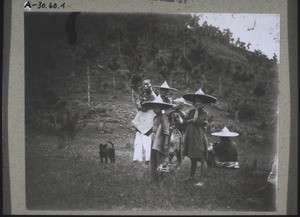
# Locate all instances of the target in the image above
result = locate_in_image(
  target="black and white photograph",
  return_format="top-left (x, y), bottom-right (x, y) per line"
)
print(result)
top-left (24, 10), bottom-right (281, 213)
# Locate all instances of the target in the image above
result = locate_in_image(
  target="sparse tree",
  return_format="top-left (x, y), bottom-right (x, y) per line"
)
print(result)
top-left (230, 38), bottom-right (235, 45)
top-left (247, 42), bottom-right (251, 50)
top-left (179, 56), bottom-right (192, 85)
top-left (272, 53), bottom-right (278, 63)
top-left (77, 41), bottom-right (100, 106)
top-left (235, 38), bottom-right (241, 47)
top-left (107, 57), bottom-right (121, 92)
top-left (239, 42), bottom-right (246, 49)
top-left (222, 28), bottom-right (233, 44)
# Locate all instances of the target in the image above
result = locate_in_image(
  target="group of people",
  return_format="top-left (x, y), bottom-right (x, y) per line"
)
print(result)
top-left (131, 79), bottom-right (241, 187)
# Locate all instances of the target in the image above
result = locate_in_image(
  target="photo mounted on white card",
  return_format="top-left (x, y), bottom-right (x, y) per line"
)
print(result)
top-left (4, 0), bottom-right (295, 215)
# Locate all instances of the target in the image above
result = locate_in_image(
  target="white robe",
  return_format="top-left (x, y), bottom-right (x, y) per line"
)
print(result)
top-left (132, 109), bottom-right (155, 161)
top-left (133, 131), bottom-right (151, 161)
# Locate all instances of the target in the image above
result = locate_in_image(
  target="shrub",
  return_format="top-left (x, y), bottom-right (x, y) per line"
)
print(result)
top-left (237, 106), bottom-right (256, 121)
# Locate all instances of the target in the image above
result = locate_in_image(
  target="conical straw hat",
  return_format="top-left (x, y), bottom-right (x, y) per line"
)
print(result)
top-left (211, 127), bottom-right (239, 137)
top-left (153, 81), bottom-right (177, 91)
top-left (182, 88), bottom-right (217, 103)
top-left (141, 95), bottom-right (173, 109)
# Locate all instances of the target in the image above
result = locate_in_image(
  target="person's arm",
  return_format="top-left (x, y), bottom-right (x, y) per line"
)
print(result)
top-left (163, 134), bottom-right (170, 160)
top-left (185, 109), bottom-right (208, 126)
top-left (176, 110), bottom-right (186, 126)
top-left (135, 91), bottom-right (144, 110)
top-left (136, 100), bottom-right (142, 110)
top-left (179, 110), bottom-right (186, 119)
top-left (148, 92), bottom-right (156, 102)
top-left (137, 96), bottom-right (148, 111)
top-left (212, 142), bottom-right (220, 154)
top-left (208, 143), bottom-right (218, 165)
top-left (184, 109), bottom-right (195, 124)
top-left (211, 142), bottom-right (222, 163)
top-left (195, 112), bottom-right (208, 127)
top-left (139, 93), bottom-right (156, 112)
top-left (161, 115), bottom-right (170, 159)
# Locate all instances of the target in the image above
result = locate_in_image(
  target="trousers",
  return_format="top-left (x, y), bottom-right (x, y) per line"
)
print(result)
top-left (150, 149), bottom-right (166, 182)
top-left (133, 131), bottom-right (151, 161)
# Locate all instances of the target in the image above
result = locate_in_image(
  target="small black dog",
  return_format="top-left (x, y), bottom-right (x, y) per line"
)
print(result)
top-left (99, 141), bottom-right (115, 163)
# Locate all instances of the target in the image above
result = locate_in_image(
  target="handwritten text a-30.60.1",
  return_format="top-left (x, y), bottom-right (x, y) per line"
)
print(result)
top-left (24, 1), bottom-right (66, 10)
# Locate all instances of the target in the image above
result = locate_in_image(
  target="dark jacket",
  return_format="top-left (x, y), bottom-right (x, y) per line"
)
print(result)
top-left (183, 107), bottom-right (209, 160)
top-left (213, 140), bottom-right (239, 162)
top-left (151, 114), bottom-right (170, 157)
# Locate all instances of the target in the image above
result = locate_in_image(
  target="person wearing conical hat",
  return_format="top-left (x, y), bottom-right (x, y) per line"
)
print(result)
top-left (153, 81), bottom-right (177, 104)
top-left (152, 81), bottom-right (177, 167)
top-left (141, 95), bottom-right (173, 186)
top-left (132, 79), bottom-right (157, 165)
top-left (181, 88), bottom-right (217, 187)
top-left (208, 127), bottom-right (240, 169)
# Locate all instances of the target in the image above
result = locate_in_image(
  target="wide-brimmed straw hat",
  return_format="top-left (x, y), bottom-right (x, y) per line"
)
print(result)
top-left (182, 88), bottom-right (217, 103)
top-left (153, 81), bottom-right (177, 91)
top-left (173, 97), bottom-right (192, 108)
top-left (211, 127), bottom-right (239, 137)
top-left (142, 95), bottom-right (173, 110)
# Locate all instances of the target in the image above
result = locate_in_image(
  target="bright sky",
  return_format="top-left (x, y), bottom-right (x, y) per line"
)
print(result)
top-left (195, 13), bottom-right (280, 60)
